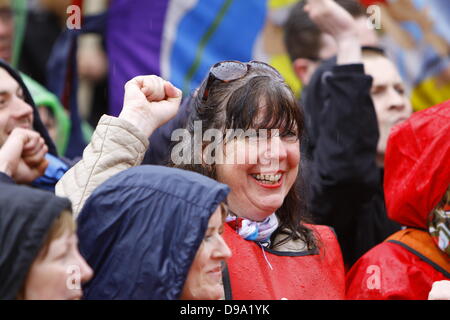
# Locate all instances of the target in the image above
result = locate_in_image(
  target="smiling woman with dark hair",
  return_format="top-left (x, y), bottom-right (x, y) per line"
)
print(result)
top-left (55, 68), bottom-right (345, 299)
top-left (174, 60), bottom-right (345, 299)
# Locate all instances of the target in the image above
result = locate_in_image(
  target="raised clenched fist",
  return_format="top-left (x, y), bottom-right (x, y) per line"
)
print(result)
top-left (119, 75), bottom-right (182, 137)
top-left (304, 0), bottom-right (358, 41)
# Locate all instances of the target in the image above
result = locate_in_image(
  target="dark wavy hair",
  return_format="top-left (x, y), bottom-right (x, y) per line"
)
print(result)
top-left (173, 61), bottom-right (317, 250)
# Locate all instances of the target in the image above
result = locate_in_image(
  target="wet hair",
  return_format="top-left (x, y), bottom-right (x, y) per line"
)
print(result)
top-left (284, 0), bottom-right (366, 61)
top-left (174, 62), bottom-right (317, 250)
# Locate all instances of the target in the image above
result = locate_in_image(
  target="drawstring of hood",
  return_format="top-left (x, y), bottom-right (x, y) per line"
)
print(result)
top-left (261, 246), bottom-right (274, 270)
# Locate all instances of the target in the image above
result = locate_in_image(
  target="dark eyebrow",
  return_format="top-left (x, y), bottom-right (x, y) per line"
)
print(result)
top-left (371, 84), bottom-right (387, 91)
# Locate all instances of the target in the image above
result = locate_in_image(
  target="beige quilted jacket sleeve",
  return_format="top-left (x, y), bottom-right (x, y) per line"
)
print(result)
top-left (55, 115), bottom-right (149, 219)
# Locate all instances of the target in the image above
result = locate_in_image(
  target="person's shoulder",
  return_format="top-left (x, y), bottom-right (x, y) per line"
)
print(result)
top-left (346, 241), bottom-right (433, 299)
top-left (306, 223), bottom-right (337, 243)
top-left (0, 172), bottom-right (15, 185)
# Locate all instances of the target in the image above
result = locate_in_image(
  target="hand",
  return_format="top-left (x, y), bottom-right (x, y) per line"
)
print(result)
top-left (77, 36), bottom-right (108, 82)
top-left (428, 280), bottom-right (450, 300)
top-left (0, 128), bottom-right (48, 183)
top-left (305, 0), bottom-right (361, 65)
top-left (304, 0), bottom-right (358, 42)
top-left (119, 75), bottom-right (182, 137)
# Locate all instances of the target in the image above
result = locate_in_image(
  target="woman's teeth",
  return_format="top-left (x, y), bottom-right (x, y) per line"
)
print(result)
top-left (251, 173), bottom-right (282, 184)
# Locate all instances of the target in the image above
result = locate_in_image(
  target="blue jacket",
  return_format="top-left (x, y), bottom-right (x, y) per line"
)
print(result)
top-left (77, 165), bottom-right (230, 299)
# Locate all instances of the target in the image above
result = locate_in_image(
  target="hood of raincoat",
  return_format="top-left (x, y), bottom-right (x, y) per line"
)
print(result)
top-left (77, 165), bottom-right (230, 300)
top-left (0, 59), bottom-right (57, 156)
top-left (384, 99), bottom-right (450, 229)
top-left (0, 183), bottom-right (72, 299)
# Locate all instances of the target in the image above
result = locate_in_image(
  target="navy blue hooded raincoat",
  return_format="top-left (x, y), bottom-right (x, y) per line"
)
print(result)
top-left (77, 165), bottom-right (230, 299)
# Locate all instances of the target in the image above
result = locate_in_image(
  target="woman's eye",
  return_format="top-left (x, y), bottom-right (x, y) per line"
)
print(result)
top-left (282, 131), bottom-right (298, 142)
top-left (371, 86), bottom-right (383, 95)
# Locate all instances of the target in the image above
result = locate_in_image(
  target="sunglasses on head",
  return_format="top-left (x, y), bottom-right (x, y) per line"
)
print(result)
top-left (201, 60), bottom-right (282, 102)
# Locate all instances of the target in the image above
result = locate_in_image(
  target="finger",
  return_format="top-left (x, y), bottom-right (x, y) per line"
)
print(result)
top-left (164, 81), bottom-right (182, 99)
top-left (35, 159), bottom-right (49, 177)
top-left (141, 76), bottom-right (165, 101)
top-left (17, 129), bottom-right (44, 152)
top-left (124, 78), bottom-right (147, 100)
top-left (23, 159), bottom-right (48, 181)
top-left (23, 144), bottom-right (48, 167)
top-left (23, 136), bottom-right (45, 156)
top-left (9, 128), bottom-right (36, 146)
top-left (0, 128), bottom-right (32, 163)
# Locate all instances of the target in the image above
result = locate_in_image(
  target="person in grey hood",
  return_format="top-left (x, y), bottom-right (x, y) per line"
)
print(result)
top-left (77, 165), bottom-right (232, 300)
top-left (0, 180), bottom-right (92, 299)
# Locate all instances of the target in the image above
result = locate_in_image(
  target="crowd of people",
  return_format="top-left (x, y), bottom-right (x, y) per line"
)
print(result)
top-left (0, 0), bottom-right (449, 300)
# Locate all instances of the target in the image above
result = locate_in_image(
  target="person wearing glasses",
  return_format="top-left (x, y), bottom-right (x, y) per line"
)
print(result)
top-left (174, 60), bottom-right (346, 299)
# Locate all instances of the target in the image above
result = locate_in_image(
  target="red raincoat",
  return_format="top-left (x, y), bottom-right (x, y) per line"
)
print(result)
top-left (346, 100), bottom-right (450, 299)
top-left (223, 223), bottom-right (345, 300)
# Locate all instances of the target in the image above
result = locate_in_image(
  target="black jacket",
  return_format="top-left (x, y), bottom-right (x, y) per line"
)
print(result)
top-left (0, 182), bottom-right (71, 299)
top-left (301, 58), bottom-right (400, 267)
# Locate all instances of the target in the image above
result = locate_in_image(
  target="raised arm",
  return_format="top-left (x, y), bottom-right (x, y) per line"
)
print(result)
top-left (55, 75), bottom-right (182, 218)
top-left (302, 0), bottom-right (387, 265)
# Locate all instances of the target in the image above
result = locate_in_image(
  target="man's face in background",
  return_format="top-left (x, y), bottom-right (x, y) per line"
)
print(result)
top-left (363, 54), bottom-right (413, 162)
top-left (0, 0), bottom-right (13, 62)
